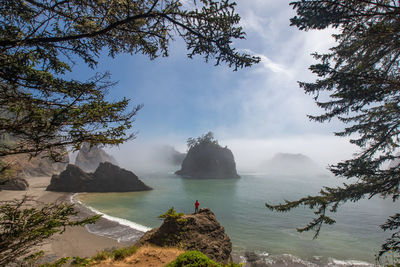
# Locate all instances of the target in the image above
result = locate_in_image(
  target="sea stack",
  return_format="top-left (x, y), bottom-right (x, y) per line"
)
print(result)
top-left (75, 143), bottom-right (118, 172)
top-left (139, 208), bottom-right (232, 264)
top-left (46, 162), bottom-right (151, 192)
top-left (175, 132), bottom-right (239, 179)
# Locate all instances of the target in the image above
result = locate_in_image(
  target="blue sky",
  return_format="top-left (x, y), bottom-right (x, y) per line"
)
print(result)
top-left (71, 1), bottom-right (358, 170)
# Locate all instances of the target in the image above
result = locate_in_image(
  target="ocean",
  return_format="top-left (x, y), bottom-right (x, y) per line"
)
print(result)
top-left (75, 170), bottom-right (398, 266)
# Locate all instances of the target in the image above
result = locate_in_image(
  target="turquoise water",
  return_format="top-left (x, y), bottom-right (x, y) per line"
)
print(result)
top-left (77, 170), bottom-right (397, 264)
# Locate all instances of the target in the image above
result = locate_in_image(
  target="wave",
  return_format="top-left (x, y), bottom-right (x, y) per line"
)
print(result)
top-left (70, 194), bottom-right (151, 242)
top-left (237, 251), bottom-right (374, 267)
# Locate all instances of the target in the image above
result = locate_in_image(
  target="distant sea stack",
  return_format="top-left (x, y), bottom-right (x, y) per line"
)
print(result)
top-left (175, 132), bottom-right (239, 179)
top-left (46, 162), bottom-right (151, 192)
top-left (75, 143), bottom-right (118, 172)
top-left (154, 145), bottom-right (186, 166)
top-left (262, 153), bottom-right (327, 176)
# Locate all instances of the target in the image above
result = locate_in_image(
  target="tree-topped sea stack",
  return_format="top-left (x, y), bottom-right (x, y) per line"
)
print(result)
top-left (175, 132), bottom-right (239, 179)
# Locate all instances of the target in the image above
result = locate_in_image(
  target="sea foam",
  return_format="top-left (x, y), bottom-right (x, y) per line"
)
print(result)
top-left (71, 193), bottom-right (152, 233)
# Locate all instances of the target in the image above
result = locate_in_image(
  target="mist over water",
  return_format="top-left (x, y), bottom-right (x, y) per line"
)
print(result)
top-left (75, 136), bottom-right (399, 265)
top-left (77, 164), bottom-right (396, 265)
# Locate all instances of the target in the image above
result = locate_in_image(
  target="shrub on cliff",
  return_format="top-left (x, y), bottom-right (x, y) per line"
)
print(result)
top-left (166, 251), bottom-right (241, 267)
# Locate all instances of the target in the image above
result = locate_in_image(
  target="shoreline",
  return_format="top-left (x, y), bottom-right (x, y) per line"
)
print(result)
top-left (0, 176), bottom-right (137, 262)
top-left (0, 176), bottom-right (378, 267)
top-left (71, 193), bottom-right (147, 243)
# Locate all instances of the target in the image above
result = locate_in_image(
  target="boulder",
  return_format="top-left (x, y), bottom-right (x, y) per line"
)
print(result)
top-left (46, 162), bottom-right (151, 192)
top-left (75, 143), bottom-right (118, 172)
top-left (0, 177), bottom-right (29, 190)
top-left (175, 142), bottom-right (239, 179)
top-left (139, 208), bottom-right (232, 264)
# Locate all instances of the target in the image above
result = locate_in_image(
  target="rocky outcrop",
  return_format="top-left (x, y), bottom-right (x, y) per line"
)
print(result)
top-left (46, 162), bottom-right (151, 192)
top-left (3, 151), bottom-right (69, 177)
top-left (75, 143), bottom-right (118, 172)
top-left (175, 142), bottom-right (239, 179)
top-left (0, 177), bottom-right (29, 190)
top-left (139, 208), bottom-right (232, 264)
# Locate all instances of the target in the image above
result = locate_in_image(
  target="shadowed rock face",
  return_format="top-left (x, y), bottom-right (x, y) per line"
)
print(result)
top-left (46, 162), bottom-right (151, 192)
top-left (139, 208), bottom-right (232, 264)
top-left (75, 143), bottom-right (118, 172)
top-left (175, 142), bottom-right (239, 179)
top-left (0, 177), bottom-right (29, 190)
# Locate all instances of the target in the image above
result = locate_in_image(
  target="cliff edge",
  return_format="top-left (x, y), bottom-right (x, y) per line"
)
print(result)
top-left (138, 208), bottom-right (232, 264)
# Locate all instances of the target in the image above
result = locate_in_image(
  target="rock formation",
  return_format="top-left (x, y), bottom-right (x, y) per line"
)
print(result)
top-left (262, 153), bottom-right (327, 176)
top-left (0, 177), bottom-right (29, 190)
top-left (139, 208), bottom-right (232, 264)
top-left (46, 162), bottom-right (151, 192)
top-left (2, 151), bottom-right (69, 177)
top-left (175, 133), bottom-right (239, 179)
top-left (75, 143), bottom-right (118, 172)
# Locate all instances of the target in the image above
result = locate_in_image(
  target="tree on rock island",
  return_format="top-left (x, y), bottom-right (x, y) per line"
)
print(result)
top-left (176, 132), bottom-right (239, 179)
top-left (0, 1), bottom-right (258, 265)
top-left (266, 0), bottom-right (400, 259)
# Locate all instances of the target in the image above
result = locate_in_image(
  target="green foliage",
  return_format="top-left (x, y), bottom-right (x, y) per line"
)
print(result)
top-left (166, 250), bottom-right (242, 267)
top-left (70, 256), bottom-right (94, 266)
top-left (187, 131), bottom-right (219, 150)
top-left (0, 0), bottom-right (259, 161)
top-left (38, 257), bottom-right (71, 267)
top-left (159, 207), bottom-right (187, 223)
top-left (266, 0), bottom-right (400, 259)
top-left (91, 250), bottom-right (112, 262)
top-left (111, 246), bottom-right (139, 261)
top-left (0, 196), bottom-right (100, 266)
top-left (91, 245), bottom-right (138, 262)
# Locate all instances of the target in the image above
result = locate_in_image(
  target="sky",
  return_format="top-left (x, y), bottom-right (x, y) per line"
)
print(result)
top-left (71, 0), bottom-right (359, 170)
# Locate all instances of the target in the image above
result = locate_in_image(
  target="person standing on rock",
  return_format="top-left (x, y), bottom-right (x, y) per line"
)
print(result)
top-left (194, 200), bottom-right (200, 213)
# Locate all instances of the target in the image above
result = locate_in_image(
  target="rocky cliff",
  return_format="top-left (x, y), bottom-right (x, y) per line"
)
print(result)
top-left (139, 208), bottom-right (232, 264)
top-left (175, 142), bottom-right (239, 179)
top-left (46, 162), bottom-right (151, 192)
top-left (2, 151), bottom-right (69, 177)
top-left (75, 143), bottom-right (118, 172)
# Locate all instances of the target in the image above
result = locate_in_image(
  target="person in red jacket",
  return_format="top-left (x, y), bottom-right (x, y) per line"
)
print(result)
top-left (194, 200), bottom-right (200, 213)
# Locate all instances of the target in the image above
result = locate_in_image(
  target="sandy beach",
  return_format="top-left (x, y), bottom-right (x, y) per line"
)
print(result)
top-left (0, 176), bottom-right (137, 263)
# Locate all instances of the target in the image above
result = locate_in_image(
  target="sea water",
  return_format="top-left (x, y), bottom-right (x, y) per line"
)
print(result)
top-left (76, 170), bottom-right (398, 266)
